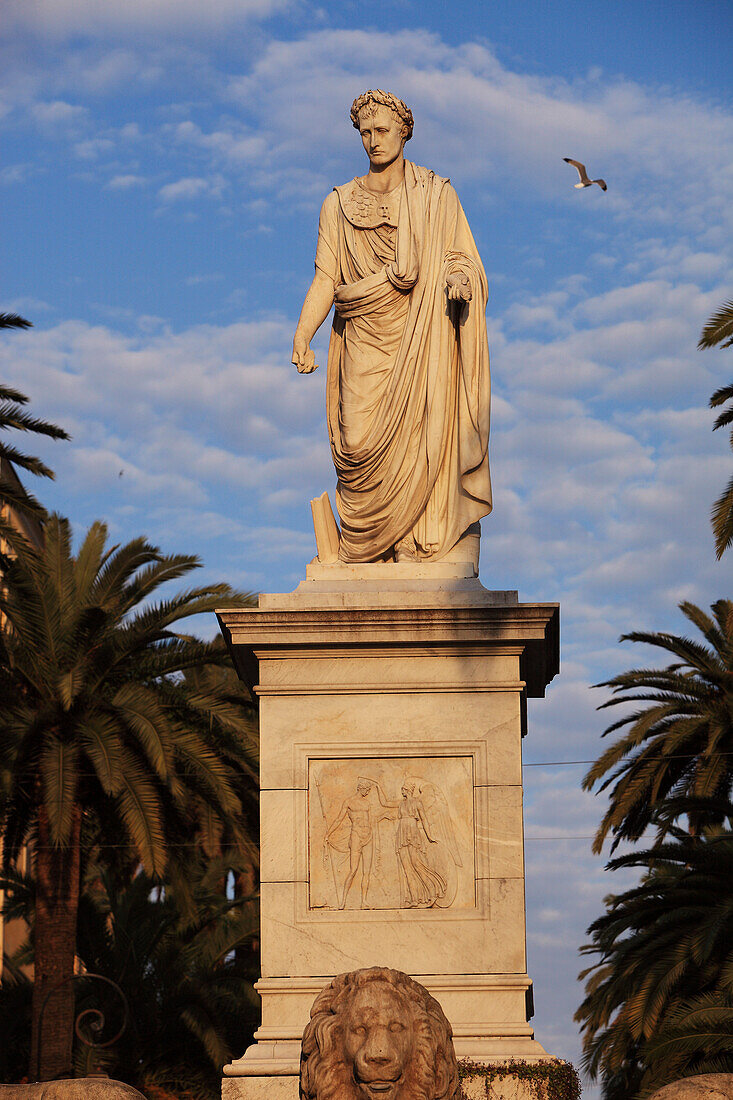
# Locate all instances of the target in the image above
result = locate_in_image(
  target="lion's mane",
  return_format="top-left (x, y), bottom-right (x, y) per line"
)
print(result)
top-left (299, 967), bottom-right (460, 1100)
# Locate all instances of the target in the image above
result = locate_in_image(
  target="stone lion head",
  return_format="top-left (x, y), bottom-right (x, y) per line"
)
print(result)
top-left (300, 967), bottom-right (460, 1100)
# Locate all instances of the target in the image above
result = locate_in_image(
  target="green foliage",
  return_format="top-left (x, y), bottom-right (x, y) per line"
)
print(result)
top-left (709, 379), bottom-right (733, 559)
top-left (639, 992), bottom-right (733, 1096)
top-left (0, 514), bottom-right (257, 875)
top-left (584, 600), bottom-right (733, 853)
top-left (699, 298), bottom-right (733, 351)
top-left (457, 1059), bottom-right (581, 1100)
top-left (0, 513), bottom-right (259, 1082)
top-left (1, 852), bottom-right (260, 1096)
top-left (72, 859), bottom-right (260, 1097)
top-left (0, 315), bottom-right (70, 521)
top-left (576, 816), bottom-right (733, 1099)
top-left (699, 298), bottom-right (733, 556)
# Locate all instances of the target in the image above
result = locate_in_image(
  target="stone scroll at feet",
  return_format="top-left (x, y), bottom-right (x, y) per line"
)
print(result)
top-left (299, 967), bottom-right (460, 1100)
top-left (293, 89), bottom-right (492, 569)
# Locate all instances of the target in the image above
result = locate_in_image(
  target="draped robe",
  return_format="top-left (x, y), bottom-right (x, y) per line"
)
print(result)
top-left (314, 161), bottom-right (491, 562)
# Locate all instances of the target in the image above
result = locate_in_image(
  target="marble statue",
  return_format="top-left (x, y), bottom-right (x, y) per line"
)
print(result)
top-left (299, 967), bottom-right (460, 1100)
top-left (292, 90), bottom-right (491, 566)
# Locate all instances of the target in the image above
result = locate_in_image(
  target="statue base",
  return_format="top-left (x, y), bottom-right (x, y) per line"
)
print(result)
top-left (217, 565), bottom-right (560, 1100)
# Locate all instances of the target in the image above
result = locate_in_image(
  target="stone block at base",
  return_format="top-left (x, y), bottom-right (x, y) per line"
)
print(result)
top-left (460, 1061), bottom-right (581, 1100)
top-left (221, 1061), bottom-right (581, 1100)
top-left (222, 1078), bottom-right (298, 1100)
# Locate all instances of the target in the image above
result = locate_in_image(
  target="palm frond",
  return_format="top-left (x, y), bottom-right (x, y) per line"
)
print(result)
top-left (0, 402), bottom-right (70, 445)
top-left (114, 751), bottom-right (167, 876)
top-left (699, 298), bottom-right (733, 349)
top-left (0, 473), bottom-right (47, 520)
top-left (0, 314), bottom-right (32, 331)
top-left (711, 475), bottom-right (733, 559)
top-left (40, 735), bottom-right (79, 844)
top-left (111, 682), bottom-right (175, 780)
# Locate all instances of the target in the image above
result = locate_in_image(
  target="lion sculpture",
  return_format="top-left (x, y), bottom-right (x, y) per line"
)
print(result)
top-left (300, 967), bottom-right (460, 1100)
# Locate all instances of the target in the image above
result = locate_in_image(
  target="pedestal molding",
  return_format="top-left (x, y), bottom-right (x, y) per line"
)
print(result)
top-left (255, 680), bottom-right (526, 696)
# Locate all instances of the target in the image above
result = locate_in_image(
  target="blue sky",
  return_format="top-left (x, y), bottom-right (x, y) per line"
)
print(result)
top-left (3, 0), bottom-right (733, 1089)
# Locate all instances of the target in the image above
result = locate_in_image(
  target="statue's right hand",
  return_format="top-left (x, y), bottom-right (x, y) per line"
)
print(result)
top-left (292, 335), bottom-right (318, 374)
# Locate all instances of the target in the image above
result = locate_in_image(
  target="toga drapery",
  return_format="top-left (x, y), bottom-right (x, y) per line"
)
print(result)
top-left (314, 160), bottom-right (491, 562)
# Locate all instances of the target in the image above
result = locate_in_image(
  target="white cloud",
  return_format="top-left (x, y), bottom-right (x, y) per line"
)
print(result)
top-left (74, 137), bottom-right (114, 159)
top-left (30, 98), bottom-right (87, 127)
top-left (157, 174), bottom-right (225, 202)
top-left (171, 120), bottom-right (268, 165)
top-left (106, 173), bottom-right (148, 190)
top-left (6, 26), bottom-right (733, 244)
top-left (0, 163), bottom-right (32, 185)
top-left (210, 30), bottom-right (733, 230)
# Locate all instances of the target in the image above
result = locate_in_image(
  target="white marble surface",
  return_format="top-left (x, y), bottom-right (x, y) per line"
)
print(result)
top-left (218, 577), bottom-right (559, 1087)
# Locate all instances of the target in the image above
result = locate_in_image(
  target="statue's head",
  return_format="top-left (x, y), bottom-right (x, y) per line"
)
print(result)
top-left (300, 967), bottom-right (460, 1100)
top-left (350, 90), bottom-right (414, 142)
top-left (350, 91), bottom-right (413, 170)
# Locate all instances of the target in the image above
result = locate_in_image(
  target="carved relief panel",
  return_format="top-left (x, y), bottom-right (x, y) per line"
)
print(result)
top-left (308, 756), bottom-right (476, 911)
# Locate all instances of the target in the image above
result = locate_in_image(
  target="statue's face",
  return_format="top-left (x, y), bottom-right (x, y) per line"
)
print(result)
top-left (357, 105), bottom-right (405, 169)
top-left (343, 982), bottom-right (413, 1100)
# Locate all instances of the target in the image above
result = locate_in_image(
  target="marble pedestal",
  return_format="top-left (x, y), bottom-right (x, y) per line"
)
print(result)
top-left (217, 563), bottom-right (559, 1100)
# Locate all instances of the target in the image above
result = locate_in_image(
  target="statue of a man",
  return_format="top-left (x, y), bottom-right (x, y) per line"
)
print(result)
top-left (292, 90), bottom-right (491, 566)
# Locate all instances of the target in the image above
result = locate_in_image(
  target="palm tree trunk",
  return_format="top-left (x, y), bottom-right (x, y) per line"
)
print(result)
top-left (30, 805), bottom-right (82, 1080)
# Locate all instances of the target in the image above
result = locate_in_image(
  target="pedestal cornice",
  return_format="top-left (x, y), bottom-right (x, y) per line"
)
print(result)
top-left (217, 599), bottom-right (559, 699)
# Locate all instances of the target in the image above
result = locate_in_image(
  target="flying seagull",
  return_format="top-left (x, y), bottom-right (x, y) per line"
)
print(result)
top-left (563, 158), bottom-right (607, 191)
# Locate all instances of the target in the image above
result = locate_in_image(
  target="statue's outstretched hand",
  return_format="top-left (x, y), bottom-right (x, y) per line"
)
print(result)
top-left (446, 271), bottom-right (472, 302)
top-left (292, 334), bottom-right (318, 373)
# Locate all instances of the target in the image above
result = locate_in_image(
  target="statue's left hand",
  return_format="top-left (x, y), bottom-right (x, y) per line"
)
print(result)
top-left (446, 271), bottom-right (472, 302)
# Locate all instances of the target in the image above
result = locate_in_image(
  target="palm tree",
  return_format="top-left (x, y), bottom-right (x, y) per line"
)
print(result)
top-left (0, 515), bottom-right (256, 1080)
top-left (641, 992), bottom-right (733, 1096)
top-left (0, 846), bottom-right (261, 1097)
top-left (699, 297), bottom-right (733, 557)
top-left (584, 600), bottom-right (733, 853)
top-left (0, 313), bottom-right (70, 525)
top-left (576, 814), bottom-right (733, 1100)
top-left (72, 857), bottom-right (260, 1098)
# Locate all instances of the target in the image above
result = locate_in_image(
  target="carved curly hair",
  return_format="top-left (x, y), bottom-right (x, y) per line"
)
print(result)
top-left (350, 90), bottom-right (414, 142)
top-left (300, 967), bottom-right (459, 1100)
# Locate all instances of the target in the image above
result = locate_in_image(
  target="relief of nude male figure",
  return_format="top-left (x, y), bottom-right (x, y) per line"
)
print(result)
top-left (324, 778), bottom-right (381, 909)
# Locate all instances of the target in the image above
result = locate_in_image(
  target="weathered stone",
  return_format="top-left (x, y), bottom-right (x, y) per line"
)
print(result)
top-left (0, 1081), bottom-right (146, 1100)
top-left (300, 968), bottom-right (460, 1100)
top-left (648, 1074), bottom-right (733, 1100)
top-left (459, 1060), bottom-right (580, 1100)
